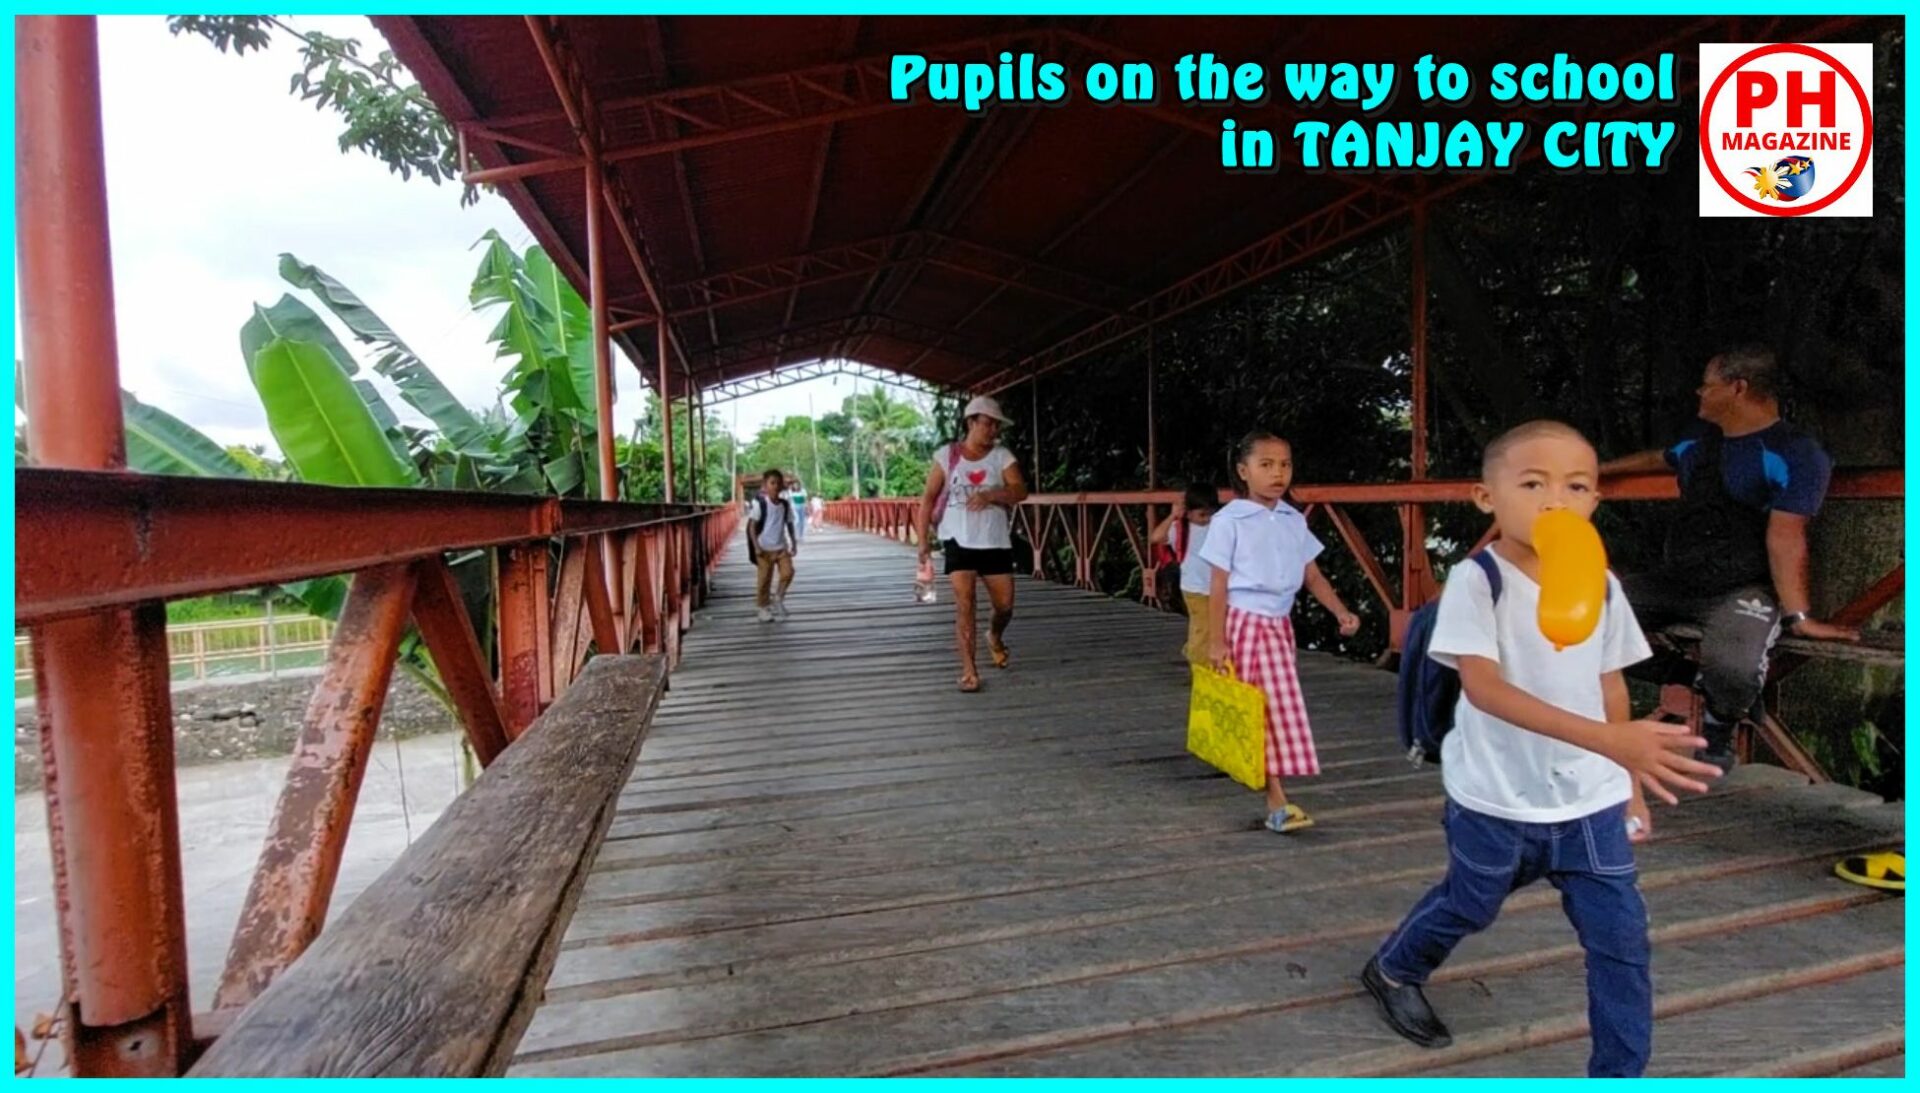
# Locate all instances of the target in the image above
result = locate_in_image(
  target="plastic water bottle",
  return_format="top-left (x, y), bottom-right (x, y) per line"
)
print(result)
top-left (914, 558), bottom-right (938, 604)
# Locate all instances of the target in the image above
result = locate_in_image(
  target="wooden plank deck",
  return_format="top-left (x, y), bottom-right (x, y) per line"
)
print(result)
top-left (511, 526), bottom-right (1905, 1078)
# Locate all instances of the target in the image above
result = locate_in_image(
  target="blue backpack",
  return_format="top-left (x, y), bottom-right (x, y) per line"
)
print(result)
top-left (1396, 552), bottom-right (1502, 766)
top-left (1396, 550), bottom-right (1614, 765)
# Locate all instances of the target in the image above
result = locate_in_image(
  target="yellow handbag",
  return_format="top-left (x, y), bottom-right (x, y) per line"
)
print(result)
top-left (1188, 662), bottom-right (1267, 791)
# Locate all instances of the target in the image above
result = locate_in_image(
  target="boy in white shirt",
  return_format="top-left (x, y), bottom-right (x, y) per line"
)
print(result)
top-left (747, 468), bottom-right (798, 623)
top-left (1360, 421), bottom-right (1722, 1077)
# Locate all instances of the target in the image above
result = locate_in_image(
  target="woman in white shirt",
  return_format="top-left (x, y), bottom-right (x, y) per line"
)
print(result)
top-left (916, 396), bottom-right (1030, 693)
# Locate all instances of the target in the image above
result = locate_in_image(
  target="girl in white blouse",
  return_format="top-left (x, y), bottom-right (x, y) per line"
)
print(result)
top-left (1200, 431), bottom-right (1361, 834)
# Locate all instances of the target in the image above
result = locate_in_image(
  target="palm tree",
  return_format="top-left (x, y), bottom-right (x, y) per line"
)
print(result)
top-left (851, 388), bottom-right (924, 495)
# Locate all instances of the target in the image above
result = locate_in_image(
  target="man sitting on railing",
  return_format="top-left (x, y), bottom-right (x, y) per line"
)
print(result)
top-left (1600, 344), bottom-right (1858, 773)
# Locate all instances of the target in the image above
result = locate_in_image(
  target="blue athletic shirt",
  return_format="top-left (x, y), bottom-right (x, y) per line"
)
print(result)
top-left (1665, 421), bottom-right (1833, 518)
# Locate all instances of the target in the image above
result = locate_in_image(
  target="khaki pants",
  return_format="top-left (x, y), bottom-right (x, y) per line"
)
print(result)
top-left (1182, 591), bottom-right (1211, 666)
top-left (755, 549), bottom-right (795, 607)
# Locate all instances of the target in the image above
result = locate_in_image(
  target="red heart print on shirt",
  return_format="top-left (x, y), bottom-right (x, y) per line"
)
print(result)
top-left (967, 470), bottom-right (987, 485)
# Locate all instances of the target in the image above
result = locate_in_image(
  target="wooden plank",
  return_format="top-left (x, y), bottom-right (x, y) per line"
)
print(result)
top-left (516, 880), bottom-right (1899, 1075)
top-left (519, 820), bottom-right (1891, 1066)
top-left (1831, 1047), bottom-right (1906, 1078)
top-left (1424, 968), bottom-right (1902, 1076)
top-left (192, 656), bottom-right (667, 1077)
top-left (510, 529), bottom-right (1903, 1079)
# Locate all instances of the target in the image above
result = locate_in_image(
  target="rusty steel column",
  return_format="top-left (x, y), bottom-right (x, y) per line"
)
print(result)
top-left (497, 544), bottom-right (546, 738)
top-left (1403, 201), bottom-right (1434, 621)
top-left (659, 323), bottom-right (676, 503)
top-left (18, 16), bottom-right (192, 1077)
top-left (586, 148), bottom-right (617, 503)
top-left (214, 564), bottom-right (416, 1010)
top-left (1145, 325), bottom-right (1157, 489)
top-left (1030, 375), bottom-right (1041, 484)
top-left (584, 149), bottom-right (624, 608)
top-left (1410, 202), bottom-right (1429, 480)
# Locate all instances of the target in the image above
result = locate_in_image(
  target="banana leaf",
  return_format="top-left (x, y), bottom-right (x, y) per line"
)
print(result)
top-left (242, 295), bottom-right (361, 381)
top-left (542, 450), bottom-right (585, 496)
top-left (249, 337), bottom-right (416, 487)
top-left (279, 253), bottom-right (492, 455)
top-left (121, 390), bottom-right (249, 477)
top-left (526, 246), bottom-right (597, 415)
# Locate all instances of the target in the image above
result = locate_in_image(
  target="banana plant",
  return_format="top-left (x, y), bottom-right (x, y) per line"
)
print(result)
top-left (123, 391), bottom-right (252, 478)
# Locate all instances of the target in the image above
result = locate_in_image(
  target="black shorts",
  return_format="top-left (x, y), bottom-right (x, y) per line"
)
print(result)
top-left (943, 539), bottom-right (1015, 577)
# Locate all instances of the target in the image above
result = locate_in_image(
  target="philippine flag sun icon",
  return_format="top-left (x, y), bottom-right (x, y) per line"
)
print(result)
top-left (1699, 43), bottom-right (1874, 217)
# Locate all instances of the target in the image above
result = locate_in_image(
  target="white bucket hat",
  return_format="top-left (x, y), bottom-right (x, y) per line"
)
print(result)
top-left (963, 395), bottom-right (1014, 424)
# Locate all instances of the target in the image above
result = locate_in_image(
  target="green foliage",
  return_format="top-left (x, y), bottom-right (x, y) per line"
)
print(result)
top-left (739, 388), bottom-right (937, 501)
top-left (224, 444), bottom-right (288, 480)
top-left (248, 337), bottom-right (418, 487)
top-left (123, 390), bottom-right (251, 477)
top-left (166, 16), bottom-right (470, 203)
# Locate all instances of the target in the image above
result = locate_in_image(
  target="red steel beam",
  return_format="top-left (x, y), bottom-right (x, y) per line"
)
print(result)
top-left (17, 16), bottom-right (191, 1077)
top-left (523, 15), bottom-right (691, 379)
top-left (702, 359), bottom-right (940, 406)
top-left (971, 18), bottom-right (1784, 397)
top-left (583, 536), bottom-right (623, 656)
top-left (932, 133), bottom-right (1189, 383)
top-left (690, 313), bottom-right (1003, 377)
top-left (14, 470), bottom-right (710, 622)
top-left (409, 557), bottom-right (510, 767)
top-left (1832, 564), bottom-right (1904, 629)
top-left (1014, 469), bottom-right (1902, 508)
top-left (610, 231), bottom-right (1121, 330)
top-left (16, 472), bottom-right (546, 623)
top-left (213, 564), bottom-right (417, 1011)
top-left (975, 186), bottom-right (1406, 393)
top-left (463, 29), bottom-right (1059, 186)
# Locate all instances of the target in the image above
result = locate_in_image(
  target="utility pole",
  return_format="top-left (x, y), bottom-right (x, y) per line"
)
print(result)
top-left (849, 379), bottom-right (862, 498)
top-left (807, 392), bottom-right (823, 496)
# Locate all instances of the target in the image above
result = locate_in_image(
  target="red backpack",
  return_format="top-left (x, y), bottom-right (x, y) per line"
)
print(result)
top-left (1151, 515), bottom-right (1192, 569)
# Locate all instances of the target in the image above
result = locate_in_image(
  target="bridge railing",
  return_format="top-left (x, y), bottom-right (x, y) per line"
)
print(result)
top-left (16, 467), bottom-right (737, 1074)
top-left (822, 468), bottom-right (1904, 649)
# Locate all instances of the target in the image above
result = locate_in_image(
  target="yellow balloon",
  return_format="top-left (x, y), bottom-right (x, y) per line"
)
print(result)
top-left (1533, 509), bottom-right (1609, 650)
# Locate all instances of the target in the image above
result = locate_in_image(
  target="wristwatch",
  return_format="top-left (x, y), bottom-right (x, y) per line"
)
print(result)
top-left (1780, 610), bottom-right (1811, 630)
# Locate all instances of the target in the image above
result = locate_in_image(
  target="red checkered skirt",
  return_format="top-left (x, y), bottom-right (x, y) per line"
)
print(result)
top-left (1226, 607), bottom-right (1320, 778)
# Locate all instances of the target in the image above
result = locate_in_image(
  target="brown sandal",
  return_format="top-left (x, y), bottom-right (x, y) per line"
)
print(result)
top-left (958, 673), bottom-right (982, 693)
top-left (989, 640), bottom-right (1010, 670)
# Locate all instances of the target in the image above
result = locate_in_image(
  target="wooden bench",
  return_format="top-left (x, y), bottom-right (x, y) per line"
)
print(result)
top-left (1645, 623), bottom-right (1903, 782)
top-left (191, 654), bottom-right (667, 1077)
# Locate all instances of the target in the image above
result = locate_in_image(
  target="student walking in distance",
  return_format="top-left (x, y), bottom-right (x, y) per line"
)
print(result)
top-left (747, 468), bottom-right (799, 623)
top-left (1150, 482), bottom-right (1224, 666)
top-left (1362, 420), bottom-right (1723, 1076)
top-left (1201, 432), bottom-right (1361, 834)
top-left (916, 396), bottom-right (1029, 693)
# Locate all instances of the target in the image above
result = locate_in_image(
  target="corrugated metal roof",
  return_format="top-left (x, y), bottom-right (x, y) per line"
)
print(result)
top-left (374, 15), bottom-right (1859, 396)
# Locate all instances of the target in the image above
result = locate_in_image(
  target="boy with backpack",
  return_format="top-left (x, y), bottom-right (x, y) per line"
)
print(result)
top-left (747, 468), bottom-right (798, 623)
top-left (1364, 420), bottom-right (1722, 1077)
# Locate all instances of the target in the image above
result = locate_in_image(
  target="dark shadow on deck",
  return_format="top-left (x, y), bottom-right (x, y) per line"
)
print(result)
top-left (513, 527), bottom-right (1905, 1078)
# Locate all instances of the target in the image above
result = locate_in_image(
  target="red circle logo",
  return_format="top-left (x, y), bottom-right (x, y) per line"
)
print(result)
top-left (1698, 43), bottom-right (1873, 217)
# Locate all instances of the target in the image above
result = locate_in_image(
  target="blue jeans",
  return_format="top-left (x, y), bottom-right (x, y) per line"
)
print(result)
top-left (1375, 798), bottom-right (1652, 1078)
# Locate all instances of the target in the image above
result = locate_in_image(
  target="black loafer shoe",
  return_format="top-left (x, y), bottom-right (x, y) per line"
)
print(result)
top-left (1361, 956), bottom-right (1454, 1048)
top-left (1700, 723), bottom-right (1739, 774)
top-left (1698, 747), bottom-right (1738, 776)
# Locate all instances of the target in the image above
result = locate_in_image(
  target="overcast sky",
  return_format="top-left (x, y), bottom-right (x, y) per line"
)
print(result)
top-left (43, 15), bottom-right (842, 455)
